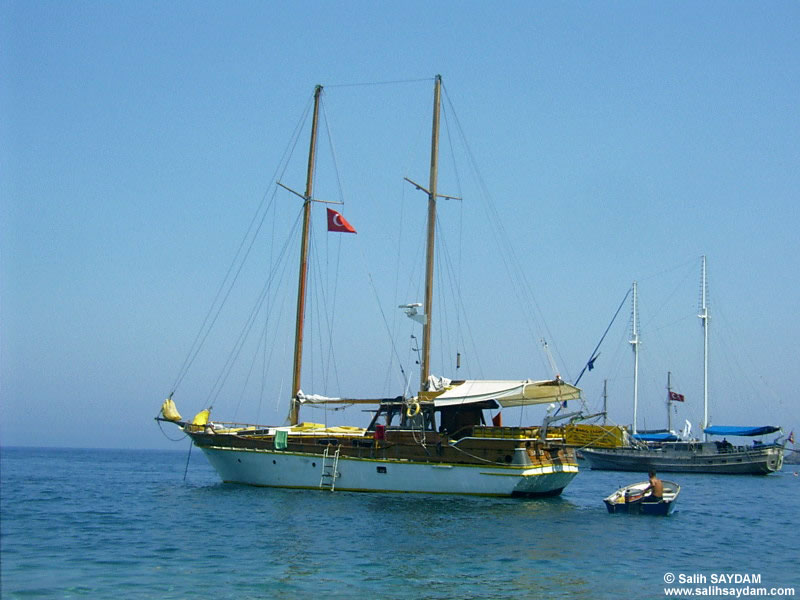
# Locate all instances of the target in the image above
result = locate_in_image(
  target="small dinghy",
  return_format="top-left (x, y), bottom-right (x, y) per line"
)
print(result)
top-left (604, 480), bottom-right (680, 515)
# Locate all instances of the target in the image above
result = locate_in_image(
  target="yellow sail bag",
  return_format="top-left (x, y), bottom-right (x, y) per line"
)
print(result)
top-left (192, 409), bottom-right (210, 426)
top-left (160, 398), bottom-right (182, 422)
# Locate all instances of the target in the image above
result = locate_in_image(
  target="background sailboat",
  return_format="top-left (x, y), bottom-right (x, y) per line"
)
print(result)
top-left (582, 256), bottom-right (786, 474)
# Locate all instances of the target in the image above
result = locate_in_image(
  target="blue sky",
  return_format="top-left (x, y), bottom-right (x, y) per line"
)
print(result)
top-left (2, 1), bottom-right (799, 449)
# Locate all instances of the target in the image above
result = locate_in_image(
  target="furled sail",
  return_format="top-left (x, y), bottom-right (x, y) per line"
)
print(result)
top-left (296, 391), bottom-right (343, 404)
top-left (295, 391), bottom-right (402, 405)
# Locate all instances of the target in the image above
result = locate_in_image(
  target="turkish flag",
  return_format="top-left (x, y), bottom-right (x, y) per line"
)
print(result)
top-left (326, 208), bottom-right (356, 233)
top-left (669, 391), bottom-right (685, 402)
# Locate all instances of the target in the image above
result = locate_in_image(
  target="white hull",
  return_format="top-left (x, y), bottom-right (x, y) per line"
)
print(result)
top-left (200, 446), bottom-right (577, 497)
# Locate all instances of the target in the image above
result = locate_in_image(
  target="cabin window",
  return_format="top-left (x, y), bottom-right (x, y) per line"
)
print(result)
top-left (377, 466), bottom-right (387, 474)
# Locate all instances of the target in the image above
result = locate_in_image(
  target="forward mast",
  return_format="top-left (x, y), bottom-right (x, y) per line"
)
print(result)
top-left (289, 84), bottom-right (322, 425)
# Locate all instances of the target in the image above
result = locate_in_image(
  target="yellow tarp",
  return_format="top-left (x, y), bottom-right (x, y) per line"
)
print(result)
top-left (562, 424), bottom-right (626, 448)
top-left (324, 426), bottom-right (366, 434)
top-left (290, 423), bottom-right (366, 435)
top-left (472, 424), bottom-right (625, 448)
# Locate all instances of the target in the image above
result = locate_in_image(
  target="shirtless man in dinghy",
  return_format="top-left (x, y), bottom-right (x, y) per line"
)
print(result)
top-left (642, 470), bottom-right (664, 502)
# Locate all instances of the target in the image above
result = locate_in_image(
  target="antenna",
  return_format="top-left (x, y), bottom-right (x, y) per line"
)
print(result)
top-left (400, 303), bottom-right (427, 325)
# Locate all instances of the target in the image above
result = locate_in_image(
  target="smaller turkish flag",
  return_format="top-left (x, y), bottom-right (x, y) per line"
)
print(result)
top-left (326, 208), bottom-right (357, 234)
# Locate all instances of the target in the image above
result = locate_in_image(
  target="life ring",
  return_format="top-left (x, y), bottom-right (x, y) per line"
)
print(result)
top-left (406, 401), bottom-right (421, 418)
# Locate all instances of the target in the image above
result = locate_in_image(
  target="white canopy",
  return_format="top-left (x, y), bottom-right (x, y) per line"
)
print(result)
top-left (296, 379), bottom-right (581, 409)
top-left (429, 378), bottom-right (581, 408)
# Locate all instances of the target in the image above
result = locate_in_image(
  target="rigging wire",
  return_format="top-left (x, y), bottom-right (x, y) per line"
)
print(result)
top-left (205, 209), bottom-right (304, 408)
top-left (440, 83), bottom-right (562, 379)
top-left (440, 94), bottom-right (466, 375)
top-left (235, 229), bottom-right (296, 420)
top-left (321, 98), bottom-right (347, 398)
top-left (323, 77), bottom-right (434, 89)
top-left (434, 212), bottom-right (484, 378)
top-left (640, 258), bottom-right (697, 332)
top-left (359, 245), bottom-right (409, 391)
top-left (433, 220), bottom-right (449, 374)
top-left (307, 217), bottom-right (344, 407)
top-left (156, 417), bottom-right (187, 442)
top-left (574, 286), bottom-right (632, 386)
top-left (383, 81), bottom-right (446, 394)
top-left (169, 93), bottom-right (315, 397)
top-left (182, 439), bottom-right (193, 482)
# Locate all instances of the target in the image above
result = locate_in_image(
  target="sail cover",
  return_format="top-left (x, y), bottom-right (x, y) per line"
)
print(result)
top-left (430, 379), bottom-right (581, 408)
top-left (296, 391), bottom-right (342, 404)
top-left (703, 425), bottom-right (780, 437)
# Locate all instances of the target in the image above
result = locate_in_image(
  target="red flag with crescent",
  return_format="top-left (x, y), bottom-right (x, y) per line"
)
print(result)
top-left (669, 391), bottom-right (685, 402)
top-left (326, 208), bottom-right (356, 234)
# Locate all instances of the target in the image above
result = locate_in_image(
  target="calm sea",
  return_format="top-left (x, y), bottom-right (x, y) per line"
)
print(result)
top-left (1, 446), bottom-right (797, 599)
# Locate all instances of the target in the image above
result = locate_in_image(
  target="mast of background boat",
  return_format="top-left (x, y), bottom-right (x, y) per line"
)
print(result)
top-left (420, 75), bottom-right (442, 390)
top-left (666, 371), bottom-right (672, 433)
top-left (289, 84), bottom-right (323, 426)
top-left (698, 255), bottom-right (709, 441)
top-left (630, 281), bottom-right (640, 435)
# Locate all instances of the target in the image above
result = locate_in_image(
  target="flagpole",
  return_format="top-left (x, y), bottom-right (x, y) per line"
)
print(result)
top-left (290, 84), bottom-right (322, 425)
top-left (667, 371), bottom-right (672, 432)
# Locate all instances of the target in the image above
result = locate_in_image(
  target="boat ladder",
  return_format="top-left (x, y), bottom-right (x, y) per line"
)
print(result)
top-left (319, 446), bottom-right (341, 491)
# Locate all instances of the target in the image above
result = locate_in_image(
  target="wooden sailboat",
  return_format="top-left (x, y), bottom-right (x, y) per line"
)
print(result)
top-left (157, 76), bottom-right (580, 496)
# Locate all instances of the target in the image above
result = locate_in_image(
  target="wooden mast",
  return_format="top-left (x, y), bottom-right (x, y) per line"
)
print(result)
top-left (420, 75), bottom-right (442, 391)
top-left (289, 84), bottom-right (323, 425)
